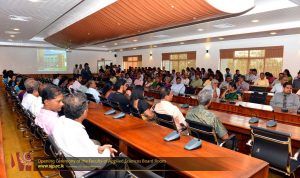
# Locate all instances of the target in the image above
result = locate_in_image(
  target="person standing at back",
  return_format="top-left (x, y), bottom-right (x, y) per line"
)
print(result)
top-left (81, 63), bottom-right (93, 81)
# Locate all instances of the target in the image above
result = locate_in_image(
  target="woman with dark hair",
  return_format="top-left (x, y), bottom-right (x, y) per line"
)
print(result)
top-left (283, 69), bottom-right (292, 83)
top-left (215, 70), bottom-right (224, 83)
top-left (102, 81), bottom-right (114, 99)
top-left (130, 85), bottom-right (154, 120)
top-left (221, 82), bottom-right (242, 101)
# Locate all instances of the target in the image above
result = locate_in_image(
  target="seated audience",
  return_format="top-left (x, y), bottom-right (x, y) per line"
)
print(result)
top-left (171, 77), bottom-right (186, 96)
top-left (134, 72), bottom-right (144, 86)
top-left (249, 69), bottom-right (259, 83)
top-left (271, 76), bottom-right (288, 93)
top-left (236, 75), bottom-right (249, 92)
top-left (265, 72), bottom-right (276, 85)
top-left (86, 80), bottom-right (101, 103)
top-left (8, 74), bottom-right (17, 87)
top-left (151, 76), bottom-right (162, 89)
top-left (271, 73), bottom-right (284, 86)
top-left (190, 73), bottom-right (203, 88)
top-left (270, 82), bottom-right (300, 110)
top-left (253, 72), bottom-right (269, 87)
top-left (21, 78), bottom-right (43, 116)
top-left (52, 74), bottom-right (61, 86)
top-left (283, 69), bottom-right (293, 83)
top-left (200, 79), bottom-right (220, 98)
top-left (52, 93), bottom-right (117, 178)
top-left (186, 89), bottom-right (229, 140)
top-left (219, 75), bottom-right (232, 90)
top-left (224, 68), bottom-right (232, 79)
top-left (77, 80), bottom-right (88, 93)
top-left (154, 88), bottom-right (187, 131)
top-left (181, 74), bottom-right (190, 85)
top-left (102, 81), bottom-right (114, 99)
top-left (221, 82), bottom-right (242, 101)
top-left (233, 70), bottom-right (241, 83)
top-left (203, 74), bottom-right (214, 87)
top-left (163, 76), bottom-right (172, 89)
top-left (70, 75), bottom-right (82, 91)
top-left (292, 70), bottom-right (300, 89)
top-left (35, 84), bottom-right (64, 135)
top-left (125, 73), bottom-right (132, 86)
top-left (144, 77), bottom-right (153, 88)
top-left (108, 79), bottom-right (130, 113)
top-left (130, 85), bottom-right (155, 120)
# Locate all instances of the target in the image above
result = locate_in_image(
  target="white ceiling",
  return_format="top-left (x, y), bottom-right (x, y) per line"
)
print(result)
top-left (0, 0), bottom-right (300, 51)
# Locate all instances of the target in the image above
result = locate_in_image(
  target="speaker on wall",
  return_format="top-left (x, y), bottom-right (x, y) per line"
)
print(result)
top-left (114, 54), bottom-right (118, 58)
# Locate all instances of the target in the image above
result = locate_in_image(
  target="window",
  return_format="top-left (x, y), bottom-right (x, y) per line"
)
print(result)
top-left (97, 59), bottom-right (112, 72)
top-left (123, 55), bottom-right (142, 69)
top-left (162, 51), bottom-right (196, 72)
top-left (220, 46), bottom-right (283, 77)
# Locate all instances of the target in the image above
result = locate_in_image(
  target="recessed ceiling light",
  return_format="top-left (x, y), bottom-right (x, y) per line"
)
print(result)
top-left (9, 15), bottom-right (32, 21)
top-left (153, 45), bottom-right (157, 48)
top-left (153, 34), bottom-right (170, 38)
top-left (214, 23), bottom-right (235, 29)
top-left (219, 37), bottom-right (224, 40)
top-left (133, 48), bottom-right (137, 50)
top-left (270, 32), bottom-right (277, 35)
top-left (13, 28), bottom-right (20, 31)
top-left (197, 28), bottom-right (204, 31)
top-left (120, 49), bottom-right (123, 52)
top-left (114, 43), bottom-right (118, 45)
top-left (133, 39), bottom-right (138, 42)
top-left (5, 31), bottom-right (20, 35)
top-left (8, 39), bottom-right (13, 41)
top-left (102, 45), bottom-right (106, 48)
top-left (251, 19), bottom-right (259, 23)
top-left (180, 42), bottom-right (185, 44)
top-left (28, 0), bottom-right (48, 2)
top-left (10, 35), bottom-right (15, 38)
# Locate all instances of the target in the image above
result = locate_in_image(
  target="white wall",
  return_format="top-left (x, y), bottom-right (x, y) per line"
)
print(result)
top-left (0, 46), bottom-right (114, 74)
top-left (116, 34), bottom-right (300, 76)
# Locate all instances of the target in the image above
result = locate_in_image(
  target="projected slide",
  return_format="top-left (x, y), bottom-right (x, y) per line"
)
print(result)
top-left (37, 49), bottom-right (67, 71)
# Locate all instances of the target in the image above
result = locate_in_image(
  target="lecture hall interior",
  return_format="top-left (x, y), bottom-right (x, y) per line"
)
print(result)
top-left (1, 0), bottom-right (300, 178)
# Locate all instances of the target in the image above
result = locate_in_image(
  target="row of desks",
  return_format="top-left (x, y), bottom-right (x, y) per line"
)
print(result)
top-left (144, 90), bottom-right (300, 126)
top-left (86, 103), bottom-right (269, 178)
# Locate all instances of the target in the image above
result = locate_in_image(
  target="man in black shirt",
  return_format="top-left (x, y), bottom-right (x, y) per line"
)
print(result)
top-left (108, 79), bottom-right (130, 113)
top-left (81, 63), bottom-right (93, 81)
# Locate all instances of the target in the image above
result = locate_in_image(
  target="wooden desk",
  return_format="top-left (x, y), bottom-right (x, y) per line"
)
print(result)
top-left (86, 103), bottom-right (269, 178)
top-left (0, 121), bottom-right (7, 178)
top-left (242, 91), bottom-right (273, 105)
top-left (209, 99), bottom-right (300, 126)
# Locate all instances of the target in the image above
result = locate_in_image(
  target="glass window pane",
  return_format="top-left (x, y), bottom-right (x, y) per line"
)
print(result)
top-left (172, 61), bottom-right (179, 72)
top-left (233, 59), bottom-right (248, 75)
top-left (265, 58), bottom-right (283, 77)
top-left (220, 59), bottom-right (234, 74)
top-left (170, 54), bottom-right (178, 60)
top-left (250, 50), bottom-right (265, 58)
top-left (234, 51), bottom-right (249, 58)
top-left (178, 54), bottom-right (187, 60)
top-left (187, 60), bottom-right (196, 68)
top-left (178, 60), bottom-right (187, 72)
top-left (249, 59), bottom-right (264, 74)
top-left (162, 60), bottom-right (170, 71)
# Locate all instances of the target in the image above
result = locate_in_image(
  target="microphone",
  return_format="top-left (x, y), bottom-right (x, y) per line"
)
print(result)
top-left (266, 109), bottom-right (277, 127)
top-left (239, 104), bottom-right (259, 124)
top-left (184, 125), bottom-right (202, 150)
top-left (164, 123), bottom-right (186, 142)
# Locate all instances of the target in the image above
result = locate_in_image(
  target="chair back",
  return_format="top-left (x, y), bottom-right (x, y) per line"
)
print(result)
top-left (250, 86), bottom-right (268, 92)
top-left (99, 95), bottom-right (111, 107)
top-left (119, 153), bottom-right (164, 178)
top-left (250, 126), bottom-right (292, 174)
top-left (249, 92), bottom-right (268, 104)
top-left (85, 93), bottom-right (97, 103)
top-left (110, 100), bottom-right (122, 111)
top-left (130, 106), bottom-right (142, 119)
top-left (186, 119), bottom-right (218, 144)
top-left (185, 87), bottom-right (196, 95)
top-left (154, 112), bottom-right (176, 130)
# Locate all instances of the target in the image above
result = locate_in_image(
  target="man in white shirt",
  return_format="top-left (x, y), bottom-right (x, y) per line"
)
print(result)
top-left (52, 93), bottom-right (117, 178)
top-left (154, 88), bottom-right (187, 131)
top-left (171, 77), bottom-right (186, 96)
top-left (86, 80), bottom-right (101, 103)
top-left (200, 79), bottom-right (220, 98)
top-left (125, 73), bottom-right (132, 86)
top-left (35, 84), bottom-right (64, 135)
top-left (70, 75), bottom-right (82, 91)
top-left (21, 78), bottom-right (43, 116)
top-left (181, 74), bottom-right (190, 85)
top-left (52, 74), bottom-right (61, 86)
top-left (271, 76), bottom-right (288, 93)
